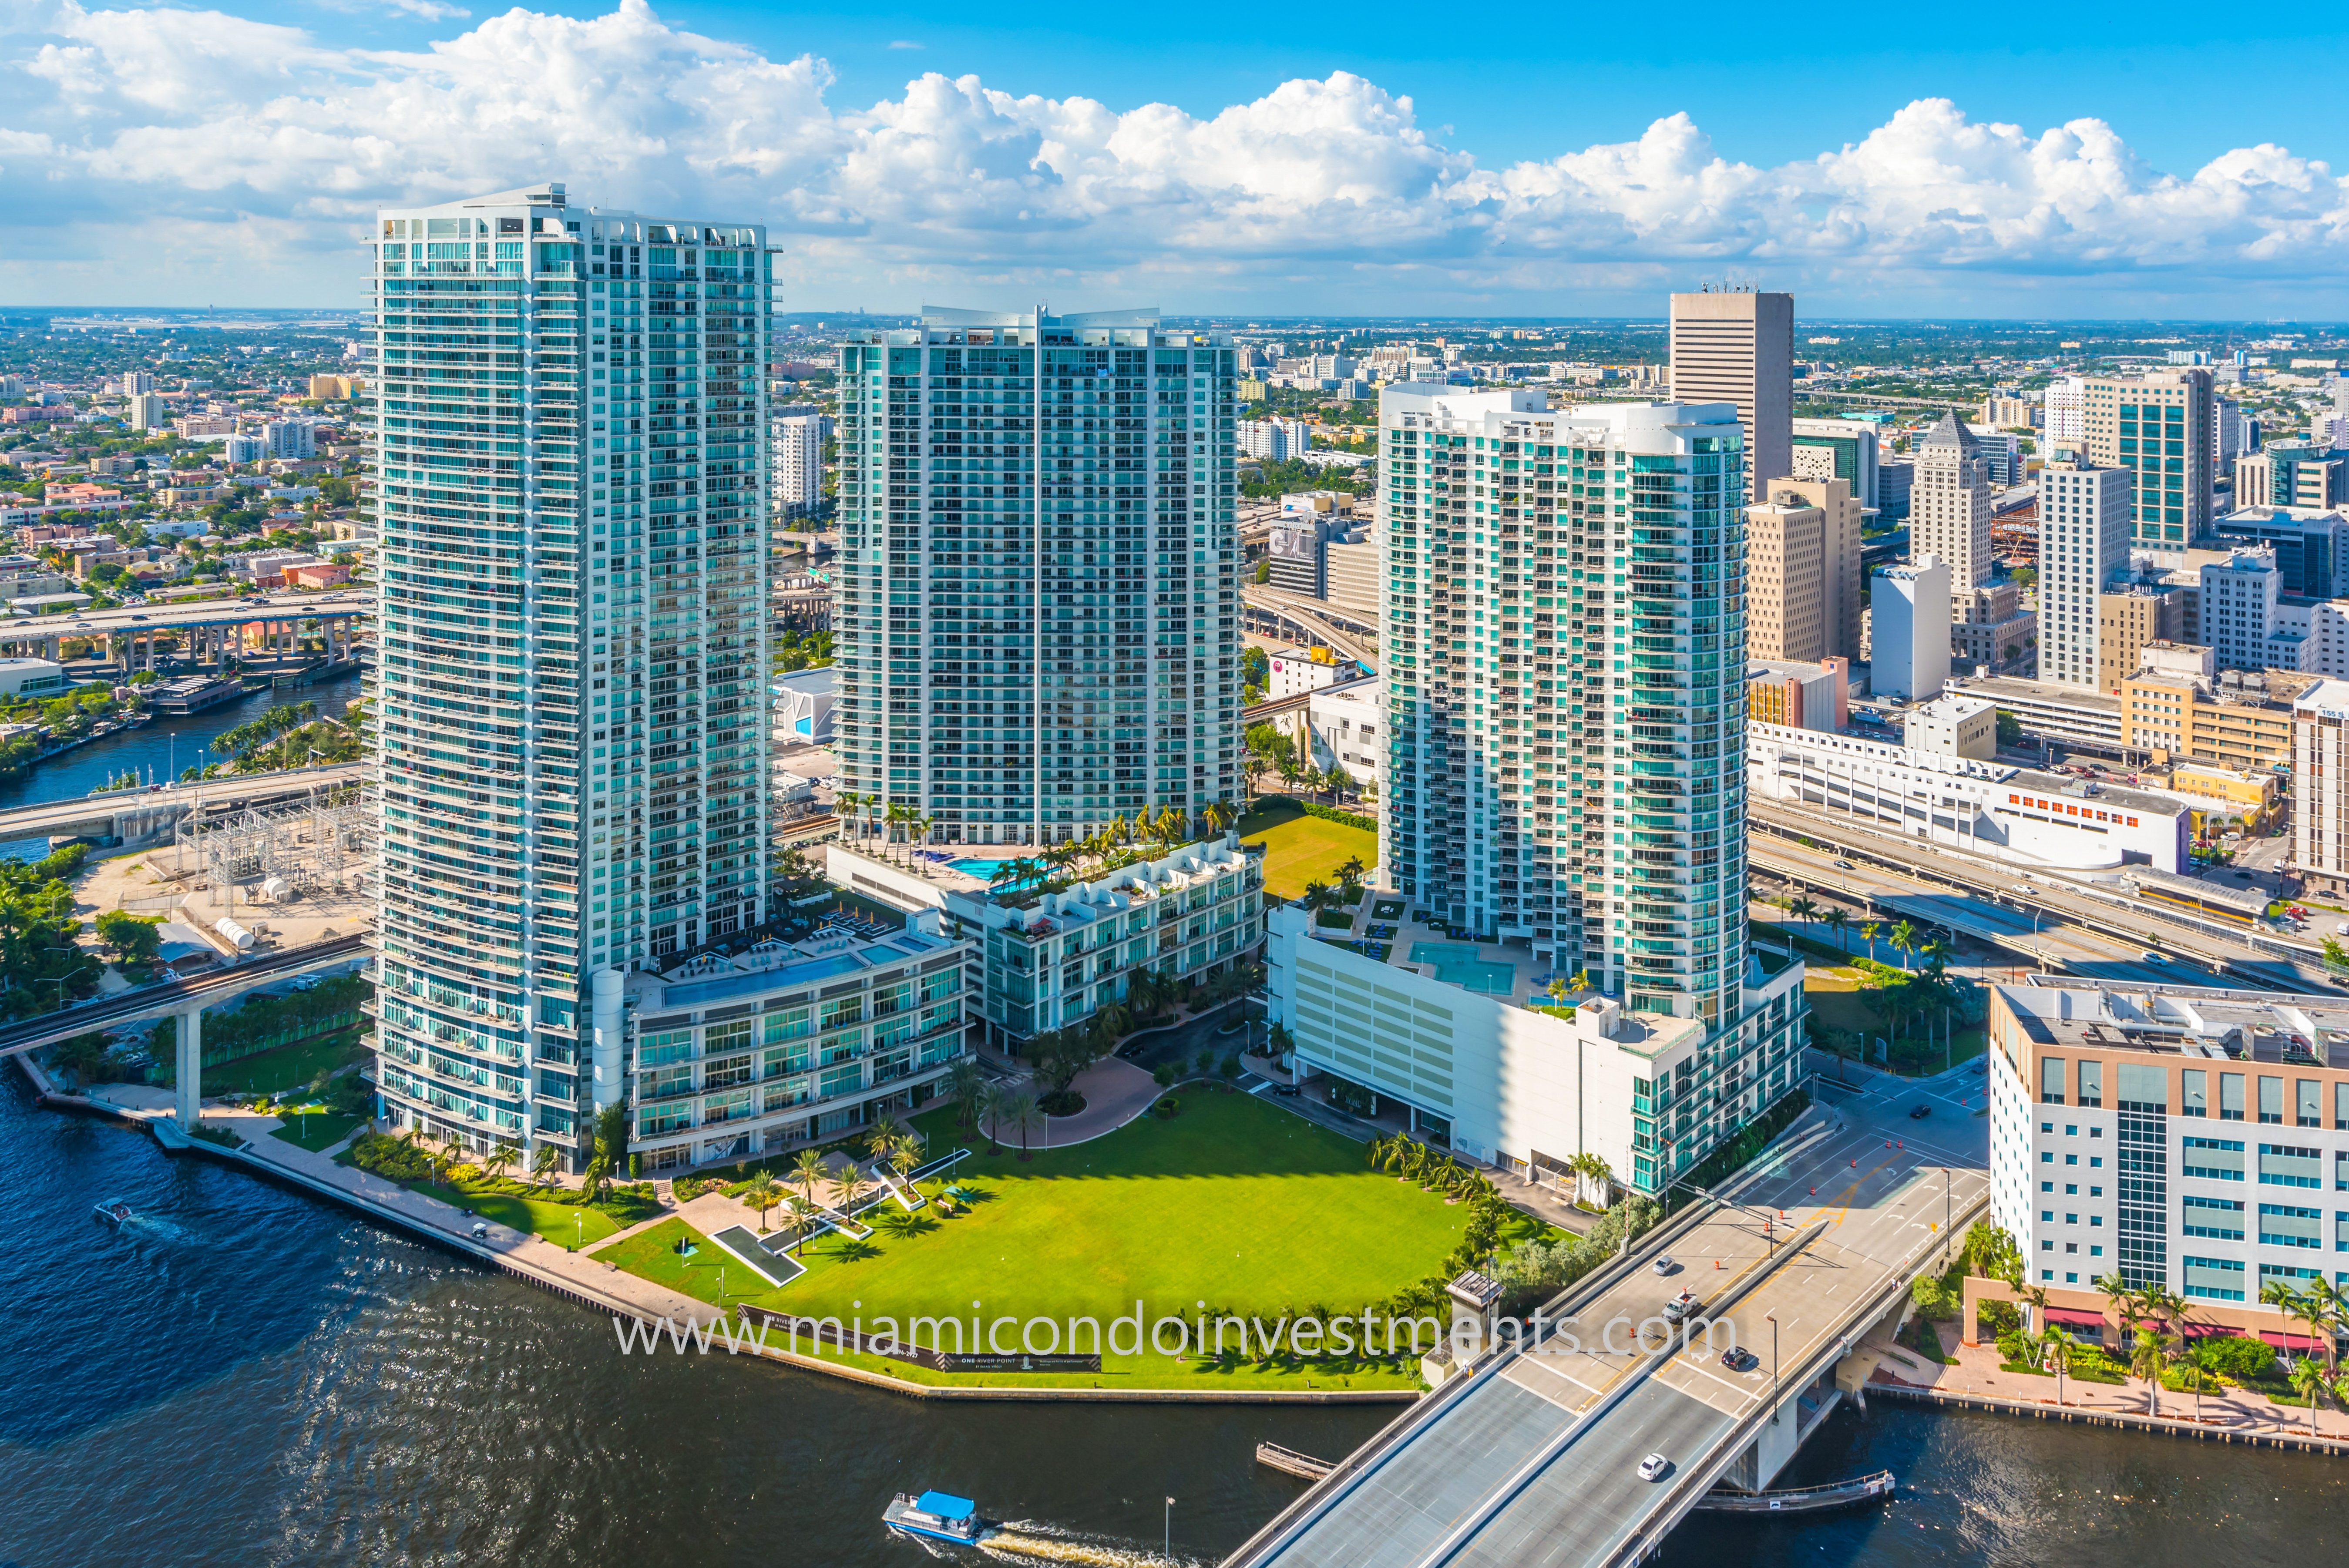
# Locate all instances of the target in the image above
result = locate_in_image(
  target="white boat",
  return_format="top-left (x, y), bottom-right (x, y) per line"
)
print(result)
top-left (94, 1199), bottom-right (134, 1225)
top-left (884, 1491), bottom-right (993, 1546)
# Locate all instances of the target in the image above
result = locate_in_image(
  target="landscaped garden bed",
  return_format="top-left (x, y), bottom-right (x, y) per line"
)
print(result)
top-left (343, 1130), bottom-right (662, 1247)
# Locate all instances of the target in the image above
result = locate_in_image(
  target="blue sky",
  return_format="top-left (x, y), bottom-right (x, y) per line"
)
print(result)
top-left (6, 0), bottom-right (2348, 314)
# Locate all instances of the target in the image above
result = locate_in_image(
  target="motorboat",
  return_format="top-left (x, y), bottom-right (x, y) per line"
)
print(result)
top-left (884, 1491), bottom-right (994, 1546)
top-left (94, 1199), bottom-right (134, 1225)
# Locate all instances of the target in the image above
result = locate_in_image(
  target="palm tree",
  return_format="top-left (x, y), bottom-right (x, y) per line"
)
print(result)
top-left (945, 1055), bottom-right (984, 1128)
top-left (741, 1174), bottom-right (783, 1232)
top-left (1301, 880), bottom-right (1332, 915)
top-left (1822, 907), bottom-right (1850, 953)
top-left (1859, 919), bottom-right (1882, 964)
top-left (1788, 895), bottom-right (1822, 930)
top-left (2262, 1279), bottom-right (2335, 1374)
top-left (977, 1080), bottom-right (1008, 1155)
top-left (1888, 919), bottom-right (1920, 972)
top-left (2042, 1328), bottom-right (2077, 1407)
top-left (1337, 855), bottom-right (1368, 886)
top-left (2289, 1355), bottom-right (2326, 1435)
top-left (2304, 1276), bottom-right (2349, 1374)
top-left (2131, 1326), bottom-right (2176, 1417)
top-left (831, 1158), bottom-right (871, 1215)
top-left (780, 1193), bottom-right (818, 1255)
top-left (531, 1140), bottom-right (563, 1188)
top-left (482, 1142), bottom-right (520, 1185)
top-left (892, 1130), bottom-right (927, 1179)
top-left (790, 1148), bottom-right (830, 1212)
top-left (1005, 1091), bottom-right (1046, 1161)
top-left (1205, 797), bottom-right (1237, 837)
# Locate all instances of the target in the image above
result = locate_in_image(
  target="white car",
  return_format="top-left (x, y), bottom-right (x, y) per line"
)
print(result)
top-left (1651, 1254), bottom-right (1675, 1276)
top-left (1638, 1453), bottom-right (1671, 1482)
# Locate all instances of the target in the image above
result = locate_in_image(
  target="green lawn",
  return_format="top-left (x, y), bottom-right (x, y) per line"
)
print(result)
top-left (196, 1029), bottom-right (371, 1098)
top-left (413, 1180), bottom-right (627, 1249)
top-left (269, 1109), bottom-right (360, 1152)
top-left (596, 1092), bottom-right (1528, 1390)
top-left (1242, 799), bottom-right (1378, 901)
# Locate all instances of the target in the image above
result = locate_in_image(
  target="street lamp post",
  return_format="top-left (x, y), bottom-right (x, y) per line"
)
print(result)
top-left (1165, 1496), bottom-right (1175, 1559)
top-left (1767, 1312), bottom-right (1780, 1425)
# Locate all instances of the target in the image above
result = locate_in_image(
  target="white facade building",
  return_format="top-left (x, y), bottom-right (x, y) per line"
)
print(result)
top-left (1269, 905), bottom-right (1809, 1195)
top-left (1267, 644), bottom-right (1358, 699)
top-left (1747, 720), bottom-right (2188, 872)
top-left (1871, 554), bottom-right (1952, 701)
top-left (2036, 457), bottom-right (2134, 688)
top-left (1987, 980), bottom-right (2349, 1300)
top-left (2202, 549), bottom-right (2283, 673)
top-left (1902, 692), bottom-right (1997, 757)
top-left (2292, 679), bottom-right (2349, 885)
top-left (1305, 675), bottom-right (1382, 797)
top-left (262, 419), bottom-right (316, 460)
top-left (769, 405), bottom-right (828, 517)
top-left (2045, 375), bottom-right (2088, 457)
top-left (1239, 417), bottom-right (1314, 461)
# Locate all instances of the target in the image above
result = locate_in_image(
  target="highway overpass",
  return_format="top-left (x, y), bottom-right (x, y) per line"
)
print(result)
top-left (0, 763), bottom-right (368, 849)
top-left (0, 589), bottom-right (370, 675)
top-left (1747, 800), bottom-right (2326, 992)
top-left (1224, 1074), bottom-right (1988, 1568)
top-left (0, 930), bottom-right (374, 1130)
top-left (1241, 584), bottom-right (1377, 668)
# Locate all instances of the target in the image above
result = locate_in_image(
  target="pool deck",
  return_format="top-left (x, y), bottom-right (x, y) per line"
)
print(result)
top-left (1302, 907), bottom-right (1576, 1014)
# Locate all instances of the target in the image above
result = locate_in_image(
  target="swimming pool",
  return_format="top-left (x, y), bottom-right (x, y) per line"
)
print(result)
top-left (1408, 941), bottom-right (1517, 995)
top-left (948, 857), bottom-right (1041, 891)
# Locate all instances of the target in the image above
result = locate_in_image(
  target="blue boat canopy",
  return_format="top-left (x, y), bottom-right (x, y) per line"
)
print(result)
top-left (915, 1492), bottom-right (976, 1521)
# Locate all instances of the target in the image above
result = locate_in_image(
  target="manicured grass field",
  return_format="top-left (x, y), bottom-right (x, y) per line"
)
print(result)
top-left (1241, 798), bottom-right (1377, 901)
top-left (598, 1092), bottom-right (1530, 1389)
top-left (201, 1030), bottom-right (370, 1098)
top-left (269, 1109), bottom-right (360, 1152)
top-left (414, 1180), bottom-right (625, 1249)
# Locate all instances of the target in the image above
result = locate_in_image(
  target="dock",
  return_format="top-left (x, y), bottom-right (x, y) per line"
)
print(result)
top-left (1255, 1443), bottom-right (1335, 1481)
top-left (1691, 1469), bottom-right (1895, 1514)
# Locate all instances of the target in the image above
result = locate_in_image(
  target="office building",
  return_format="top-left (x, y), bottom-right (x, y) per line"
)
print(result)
top-left (1876, 457), bottom-right (1914, 522)
top-left (2044, 375), bottom-right (2088, 457)
top-left (769, 405), bottom-right (829, 518)
top-left (2036, 457), bottom-right (2134, 688)
top-left (2212, 396), bottom-right (2251, 473)
top-left (2203, 504), bottom-right (2349, 599)
top-left (1669, 289), bottom-right (1792, 503)
top-left (127, 393), bottom-right (167, 432)
top-left (1789, 418), bottom-right (1880, 513)
top-left (1902, 691), bottom-right (1997, 758)
top-left (1746, 656), bottom-right (1848, 731)
top-left (2234, 443), bottom-right (2346, 512)
top-left (1305, 675), bottom-right (1384, 798)
top-left (2118, 642), bottom-right (2310, 768)
top-left (221, 432), bottom-right (265, 465)
top-left (1268, 512), bottom-right (1337, 596)
top-left (1985, 980), bottom-right (2349, 1309)
top-left (1911, 414), bottom-right (1994, 588)
top-left (2097, 586), bottom-right (2185, 695)
top-left (1746, 477), bottom-right (1862, 663)
top-left (367, 183), bottom-right (773, 1169)
top-left (1377, 387), bottom-right (1749, 1017)
top-left (1324, 527), bottom-right (1379, 627)
top-left (622, 917), bottom-right (971, 1172)
top-left (1871, 554), bottom-right (1951, 701)
top-left (1267, 644), bottom-right (1359, 699)
top-left (1747, 720), bottom-right (2187, 871)
top-left (2081, 369), bottom-right (2217, 545)
top-left (1981, 393), bottom-right (2034, 430)
top-left (2201, 549), bottom-right (2283, 673)
top-left (2292, 679), bottom-right (2349, 890)
top-left (833, 307), bottom-right (1240, 847)
top-left (1954, 580), bottom-right (2037, 675)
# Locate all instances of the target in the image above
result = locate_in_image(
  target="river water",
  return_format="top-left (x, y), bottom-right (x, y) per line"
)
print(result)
top-left (4, 1072), bottom-right (2342, 1568)
top-left (0, 670), bottom-right (362, 859)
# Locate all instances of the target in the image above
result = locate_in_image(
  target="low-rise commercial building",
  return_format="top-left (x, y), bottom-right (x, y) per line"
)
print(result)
top-left (1267, 903), bottom-right (1810, 1196)
top-left (2096, 586), bottom-right (2186, 694)
top-left (2118, 642), bottom-right (2311, 769)
top-left (1986, 980), bottom-right (2349, 1321)
top-left (1746, 657), bottom-right (1849, 732)
top-left (1747, 720), bottom-right (2188, 872)
top-left (1306, 675), bottom-right (1383, 797)
top-left (1267, 643), bottom-right (1360, 699)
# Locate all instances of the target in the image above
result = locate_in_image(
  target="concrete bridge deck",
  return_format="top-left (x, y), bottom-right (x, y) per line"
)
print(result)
top-left (1225, 1068), bottom-right (1989, 1568)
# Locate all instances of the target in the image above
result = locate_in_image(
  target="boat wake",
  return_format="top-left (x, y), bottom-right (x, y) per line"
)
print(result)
top-left (981, 1522), bottom-right (1197, 1568)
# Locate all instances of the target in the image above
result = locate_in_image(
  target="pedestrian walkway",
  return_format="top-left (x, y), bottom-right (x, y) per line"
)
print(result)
top-left (978, 1055), bottom-right (1159, 1150)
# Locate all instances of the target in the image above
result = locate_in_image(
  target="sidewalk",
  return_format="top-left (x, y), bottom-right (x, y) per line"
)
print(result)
top-left (978, 1054), bottom-right (1159, 1151)
top-left (1861, 1319), bottom-right (2349, 1439)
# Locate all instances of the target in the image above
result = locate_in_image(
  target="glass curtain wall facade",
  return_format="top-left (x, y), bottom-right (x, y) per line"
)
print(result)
top-left (1379, 389), bottom-right (1747, 1022)
top-left (833, 309), bottom-right (1240, 846)
top-left (366, 182), bottom-right (771, 1168)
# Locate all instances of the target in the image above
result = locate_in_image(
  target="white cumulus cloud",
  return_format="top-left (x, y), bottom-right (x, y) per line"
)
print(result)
top-left (3, 0), bottom-right (2346, 312)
